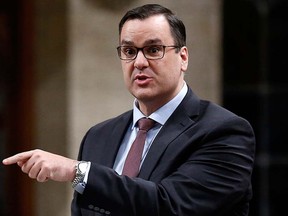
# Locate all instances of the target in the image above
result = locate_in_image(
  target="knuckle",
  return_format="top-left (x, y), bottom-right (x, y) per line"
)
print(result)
top-left (21, 166), bottom-right (26, 173)
top-left (28, 172), bottom-right (35, 179)
top-left (37, 176), bottom-right (45, 182)
top-left (34, 149), bottom-right (42, 158)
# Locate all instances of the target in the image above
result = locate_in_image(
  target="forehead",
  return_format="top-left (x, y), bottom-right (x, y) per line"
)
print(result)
top-left (120, 15), bottom-right (173, 46)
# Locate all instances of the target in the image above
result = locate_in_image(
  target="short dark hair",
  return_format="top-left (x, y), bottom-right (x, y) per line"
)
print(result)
top-left (118, 4), bottom-right (186, 48)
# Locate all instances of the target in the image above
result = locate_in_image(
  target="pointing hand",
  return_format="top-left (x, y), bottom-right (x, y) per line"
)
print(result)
top-left (3, 149), bottom-right (78, 182)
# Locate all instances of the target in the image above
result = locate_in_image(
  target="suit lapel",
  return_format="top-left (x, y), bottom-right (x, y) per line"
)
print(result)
top-left (100, 112), bottom-right (133, 168)
top-left (138, 88), bottom-right (201, 179)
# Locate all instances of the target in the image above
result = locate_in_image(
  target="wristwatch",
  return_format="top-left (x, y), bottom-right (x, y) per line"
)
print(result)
top-left (72, 161), bottom-right (89, 189)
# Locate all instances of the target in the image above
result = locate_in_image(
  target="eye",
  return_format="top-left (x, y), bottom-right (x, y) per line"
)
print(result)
top-left (146, 45), bottom-right (162, 54)
top-left (122, 47), bottom-right (136, 57)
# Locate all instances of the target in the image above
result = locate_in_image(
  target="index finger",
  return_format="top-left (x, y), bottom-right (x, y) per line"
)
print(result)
top-left (2, 150), bottom-right (34, 165)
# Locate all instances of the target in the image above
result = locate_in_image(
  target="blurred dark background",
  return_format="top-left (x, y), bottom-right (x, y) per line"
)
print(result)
top-left (1, 0), bottom-right (287, 215)
top-left (223, 0), bottom-right (288, 215)
top-left (1, 0), bottom-right (34, 215)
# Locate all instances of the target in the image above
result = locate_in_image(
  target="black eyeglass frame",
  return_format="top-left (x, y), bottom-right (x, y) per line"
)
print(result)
top-left (116, 45), bottom-right (180, 60)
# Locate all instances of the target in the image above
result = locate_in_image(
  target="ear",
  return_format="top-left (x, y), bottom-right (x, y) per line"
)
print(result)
top-left (180, 46), bottom-right (189, 72)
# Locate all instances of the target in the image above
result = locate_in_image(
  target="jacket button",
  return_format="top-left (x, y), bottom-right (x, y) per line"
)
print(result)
top-left (88, 205), bottom-right (94, 210)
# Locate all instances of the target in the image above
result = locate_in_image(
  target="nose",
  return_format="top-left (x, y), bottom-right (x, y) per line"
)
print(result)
top-left (134, 50), bottom-right (149, 70)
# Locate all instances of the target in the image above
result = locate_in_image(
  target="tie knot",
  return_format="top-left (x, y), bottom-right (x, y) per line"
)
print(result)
top-left (137, 118), bottom-right (155, 132)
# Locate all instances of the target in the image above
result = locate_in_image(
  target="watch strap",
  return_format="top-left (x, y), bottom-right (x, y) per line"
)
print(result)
top-left (72, 161), bottom-right (88, 189)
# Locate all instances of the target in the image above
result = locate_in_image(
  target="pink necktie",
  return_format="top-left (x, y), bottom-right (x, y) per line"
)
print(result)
top-left (122, 118), bottom-right (155, 177)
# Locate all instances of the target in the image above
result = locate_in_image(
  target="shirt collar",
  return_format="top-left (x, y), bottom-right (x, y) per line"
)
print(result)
top-left (132, 83), bottom-right (188, 129)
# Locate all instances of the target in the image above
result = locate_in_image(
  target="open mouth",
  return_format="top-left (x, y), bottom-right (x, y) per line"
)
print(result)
top-left (137, 76), bottom-right (148, 80)
top-left (134, 74), bottom-right (152, 85)
top-left (135, 74), bottom-right (149, 81)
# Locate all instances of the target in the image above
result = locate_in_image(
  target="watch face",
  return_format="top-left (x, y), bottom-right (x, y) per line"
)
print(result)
top-left (78, 162), bottom-right (87, 173)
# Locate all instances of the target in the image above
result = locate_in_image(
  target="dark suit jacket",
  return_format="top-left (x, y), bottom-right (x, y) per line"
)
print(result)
top-left (71, 87), bottom-right (255, 216)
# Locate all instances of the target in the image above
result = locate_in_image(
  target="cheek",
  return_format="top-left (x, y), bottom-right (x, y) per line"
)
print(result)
top-left (121, 64), bottom-right (133, 86)
top-left (160, 63), bottom-right (182, 81)
top-left (122, 72), bottom-right (130, 87)
top-left (122, 60), bottom-right (135, 70)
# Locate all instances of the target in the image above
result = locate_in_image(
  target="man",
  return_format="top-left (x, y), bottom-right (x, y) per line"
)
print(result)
top-left (2, 4), bottom-right (255, 216)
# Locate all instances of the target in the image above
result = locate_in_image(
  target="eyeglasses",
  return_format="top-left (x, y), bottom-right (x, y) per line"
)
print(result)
top-left (117, 45), bottom-right (180, 61)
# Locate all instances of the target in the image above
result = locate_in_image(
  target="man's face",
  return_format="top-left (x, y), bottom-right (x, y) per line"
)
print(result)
top-left (119, 15), bottom-right (188, 113)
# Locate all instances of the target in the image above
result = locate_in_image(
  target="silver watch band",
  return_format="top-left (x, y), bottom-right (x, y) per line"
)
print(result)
top-left (72, 161), bottom-right (88, 189)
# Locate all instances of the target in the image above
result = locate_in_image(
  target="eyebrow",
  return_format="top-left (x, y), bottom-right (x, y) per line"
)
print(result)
top-left (120, 38), bottom-right (163, 46)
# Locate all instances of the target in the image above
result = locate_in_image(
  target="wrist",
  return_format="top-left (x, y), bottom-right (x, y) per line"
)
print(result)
top-left (71, 160), bottom-right (78, 181)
